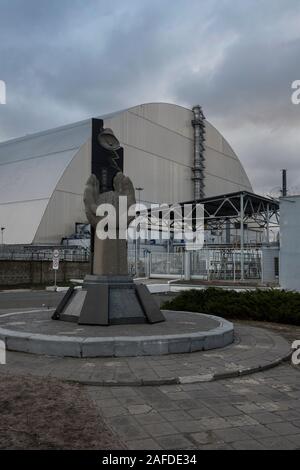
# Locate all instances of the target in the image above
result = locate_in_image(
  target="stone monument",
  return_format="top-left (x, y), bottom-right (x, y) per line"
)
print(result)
top-left (52, 128), bottom-right (165, 326)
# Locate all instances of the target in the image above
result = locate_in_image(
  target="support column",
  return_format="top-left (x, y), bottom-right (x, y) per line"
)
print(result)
top-left (184, 250), bottom-right (191, 281)
top-left (266, 203), bottom-right (270, 244)
top-left (240, 193), bottom-right (244, 281)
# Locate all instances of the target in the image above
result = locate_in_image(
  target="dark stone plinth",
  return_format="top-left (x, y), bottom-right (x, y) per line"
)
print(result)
top-left (52, 275), bottom-right (165, 326)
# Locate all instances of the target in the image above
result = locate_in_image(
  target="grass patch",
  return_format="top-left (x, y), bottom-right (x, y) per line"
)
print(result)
top-left (162, 287), bottom-right (300, 325)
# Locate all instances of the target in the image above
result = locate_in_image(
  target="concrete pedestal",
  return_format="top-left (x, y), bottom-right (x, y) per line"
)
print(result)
top-left (52, 275), bottom-right (165, 326)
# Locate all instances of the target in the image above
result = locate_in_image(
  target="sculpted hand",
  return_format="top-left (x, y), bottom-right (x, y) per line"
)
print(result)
top-left (84, 172), bottom-right (136, 228)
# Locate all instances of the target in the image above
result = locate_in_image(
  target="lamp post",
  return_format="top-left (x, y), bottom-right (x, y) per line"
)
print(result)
top-left (135, 187), bottom-right (144, 277)
top-left (1, 227), bottom-right (5, 246)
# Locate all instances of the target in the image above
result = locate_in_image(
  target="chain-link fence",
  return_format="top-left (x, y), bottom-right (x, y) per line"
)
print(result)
top-left (149, 248), bottom-right (262, 281)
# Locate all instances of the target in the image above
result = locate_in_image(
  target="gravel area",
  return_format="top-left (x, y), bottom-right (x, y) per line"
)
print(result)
top-left (0, 375), bottom-right (125, 449)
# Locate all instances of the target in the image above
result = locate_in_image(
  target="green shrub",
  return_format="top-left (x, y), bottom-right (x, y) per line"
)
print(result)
top-left (162, 287), bottom-right (300, 325)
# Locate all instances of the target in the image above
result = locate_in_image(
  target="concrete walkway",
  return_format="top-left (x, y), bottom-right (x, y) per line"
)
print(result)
top-left (0, 319), bottom-right (298, 449)
top-left (0, 290), bottom-right (299, 450)
top-left (0, 323), bottom-right (291, 385)
top-left (86, 363), bottom-right (300, 450)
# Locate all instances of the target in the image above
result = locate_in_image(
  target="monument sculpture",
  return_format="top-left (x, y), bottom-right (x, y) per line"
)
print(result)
top-left (52, 128), bottom-right (165, 326)
top-left (84, 171), bottom-right (135, 276)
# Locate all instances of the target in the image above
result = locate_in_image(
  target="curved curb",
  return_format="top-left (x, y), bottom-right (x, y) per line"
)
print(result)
top-left (62, 350), bottom-right (292, 387)
top-left (0, 311), bottom-right (234, 358)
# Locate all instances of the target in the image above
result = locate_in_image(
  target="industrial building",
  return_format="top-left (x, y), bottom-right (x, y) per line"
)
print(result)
top-left (0, 102), bottom-right (285, 285)
top-left (0, 102), bottom-right (253, 245)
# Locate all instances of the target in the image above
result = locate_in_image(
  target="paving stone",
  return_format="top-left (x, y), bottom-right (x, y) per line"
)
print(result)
top-left (108, 415), bottom-right (141, 428)
top-left (135, 412), bottom-right (166, 425)
top-left (176, 399), bottom-right (202, 410)
top-left (286, 433), bottom-right (300, 447)
top-left (198, 443), bottom-right (233, 450)
top-left (113, 423), bottom-right (150, 440)
top-left (172, 420), bottom-right (205, 433)
top-left (163, 391), bottom-right (191, 401)
top-left (246, 411), bottom-right (284, 425)
top-left (93, 398), bottom-right (120, 408)
top-left (232, 439), bottom-right (265, 450)
top-left (186, 407), bottom-right (218, 419)
top-left (127, 438), bottom-right (162, 450)
top-left (226, 415), bottom-right (260, 427)
top-left (86, 386), bottom-right (112, 399)
top-left (241, 424), bottom-right (277, 439)
top-left (110, 386), bottom-right (139, 397)
top-left (256, 401), bottom-right (288, 412)
top-left (213, 428), bottom-right (250, 443)
top-left (266, 421), bottom-right (300, 436)
top-left (101, 406), bottom-right (129, 418)
top-left (117, 396), bottom-right (147, 406)
top-left (159, 434), bottom-right (196, 450)
top-left (207, 404), bottom-right (243, 417)
top-left (127, 404), bottom-right (153, 415)
top-left (198, 416), bottom-right (232, 430)
top-left (235, 403), bottom-right (262, 414)
top-left (274, 409), bottom-right (300, 421)
top-left (190, 431), bottom-right (219, 445)
top-left (161, 410), bottom-right (191, 422)
top-left (144, 422), bottom-right (178, 437)
top-left (259, 436), bottom-right (296, 450)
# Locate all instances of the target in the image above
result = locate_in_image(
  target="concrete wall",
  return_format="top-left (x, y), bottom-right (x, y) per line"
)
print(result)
top-left (280, 196), bottom-right (300, 291)
top-left (262, 246), bottom-right (279, 284)
top-left (0, 260), bottom-right (90, 286)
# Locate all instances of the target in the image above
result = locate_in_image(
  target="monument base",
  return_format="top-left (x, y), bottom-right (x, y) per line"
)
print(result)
top-left (52, 275), bottom-right (165, 326)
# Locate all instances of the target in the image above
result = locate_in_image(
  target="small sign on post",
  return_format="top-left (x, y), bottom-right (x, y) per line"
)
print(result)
top-left (52, 249), bottom-right (60, 290)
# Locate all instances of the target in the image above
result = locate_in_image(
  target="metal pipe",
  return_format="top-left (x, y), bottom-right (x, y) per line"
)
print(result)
top-left (192, 105), bottom-right (206, 200)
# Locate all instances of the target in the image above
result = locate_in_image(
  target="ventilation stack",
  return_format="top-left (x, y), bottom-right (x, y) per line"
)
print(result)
top-left (192, 105), bottom-right (206, 200)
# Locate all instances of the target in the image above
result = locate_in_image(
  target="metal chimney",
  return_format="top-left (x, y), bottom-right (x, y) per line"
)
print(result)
top-left (282, 169), bottom-right (287, 197)
top-left (192, 105), bottom-right (206, 200)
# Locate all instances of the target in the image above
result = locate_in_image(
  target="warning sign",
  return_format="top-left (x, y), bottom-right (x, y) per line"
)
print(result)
top-left (52, 250), bottom-right (60, 270)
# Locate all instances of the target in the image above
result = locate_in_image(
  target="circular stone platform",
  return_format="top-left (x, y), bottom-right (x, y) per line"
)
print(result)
top-left (0, 309), bottom-right (233, 358)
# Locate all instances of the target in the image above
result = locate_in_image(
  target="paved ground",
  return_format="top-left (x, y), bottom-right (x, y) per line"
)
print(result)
top-left (0, 289), bottom-right (299, 450)
top-left (0, 323), bottom-right (291, 385)
top-left (0, 309), bottom-right (219, 336)
top-left (86, 364), bottom-right (300, 450)
top-left (0, 290), bottom-right (64, 310)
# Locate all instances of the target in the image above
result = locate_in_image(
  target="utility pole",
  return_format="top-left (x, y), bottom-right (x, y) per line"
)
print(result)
top-left (1, 227), bottom-right (5, 246)
top-left (135, 187), bottom-right (144, 277)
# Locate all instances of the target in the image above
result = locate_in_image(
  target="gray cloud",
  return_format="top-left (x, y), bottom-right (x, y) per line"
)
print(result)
top-left (0, 0), bottom-right (299, 194)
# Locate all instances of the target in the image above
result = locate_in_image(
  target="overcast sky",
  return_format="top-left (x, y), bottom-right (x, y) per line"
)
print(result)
top-left (0, 0), bottom-right (299, 195)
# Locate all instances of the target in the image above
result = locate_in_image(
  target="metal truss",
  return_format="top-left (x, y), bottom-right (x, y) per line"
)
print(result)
top-left (139, 191), bottom-right (279, 240)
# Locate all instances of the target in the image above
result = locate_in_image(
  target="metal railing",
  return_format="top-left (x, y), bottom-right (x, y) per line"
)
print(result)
top-left (0, 246), bottom-right (262, 281)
